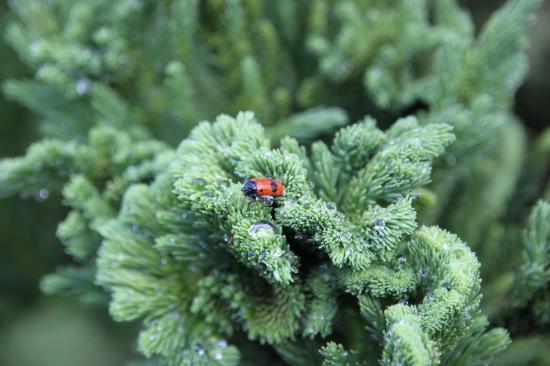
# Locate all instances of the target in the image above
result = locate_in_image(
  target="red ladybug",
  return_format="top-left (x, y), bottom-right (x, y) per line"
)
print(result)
top-left (242, 178), bottom-right (284, 202)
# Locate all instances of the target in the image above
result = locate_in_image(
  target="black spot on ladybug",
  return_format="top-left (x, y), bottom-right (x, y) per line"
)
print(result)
top-left (259, 188), bottom-right (264, 192)
top-left (271, 181), bottom-right (278, 193)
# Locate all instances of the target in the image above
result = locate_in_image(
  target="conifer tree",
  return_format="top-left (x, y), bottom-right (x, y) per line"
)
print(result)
top-left (1, 0), bottom-right (549, 365)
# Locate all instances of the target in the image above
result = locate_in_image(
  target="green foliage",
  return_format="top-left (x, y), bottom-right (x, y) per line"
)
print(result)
top-left (320, 342), bottom-right (366, 366)
top-left (0, 124), bottom-right (175, 305)
top-left (511, 201), bottom-right (550, 309)
top-left (419, 0), bottom-right (543, 237)
top-left (487, 200), bottom-right (550, 336)
top-left (1, 0), bottom-right (548, 365)
top-left (1, 0), bottom-right (364, 144)
top-left (93, 113), bottom-right (503, 365)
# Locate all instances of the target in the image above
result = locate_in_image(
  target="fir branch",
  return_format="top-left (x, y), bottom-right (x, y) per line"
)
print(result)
top-left (1, 1), bottom-right (545, 365)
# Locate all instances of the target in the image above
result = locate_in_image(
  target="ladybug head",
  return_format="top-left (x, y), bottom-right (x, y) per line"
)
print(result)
top-left (241, 179), bottom-right (257, 197)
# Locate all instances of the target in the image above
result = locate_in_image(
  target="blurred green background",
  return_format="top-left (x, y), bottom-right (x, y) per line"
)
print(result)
top-left (0, 1), bottom-right (549, 365)
top-left (0, 2), bottom-right (141, 365)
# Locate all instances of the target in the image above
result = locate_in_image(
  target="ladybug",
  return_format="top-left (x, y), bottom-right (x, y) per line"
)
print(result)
top-left (242, 178), bottom-right (285, 203)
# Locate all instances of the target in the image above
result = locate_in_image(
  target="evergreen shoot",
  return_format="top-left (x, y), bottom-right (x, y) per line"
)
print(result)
top-left (1, 0), bottom-right (549, 365)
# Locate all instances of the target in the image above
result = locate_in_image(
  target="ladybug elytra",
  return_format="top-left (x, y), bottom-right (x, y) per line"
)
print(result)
top-left (242, 178), bottom-right (284, 202)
